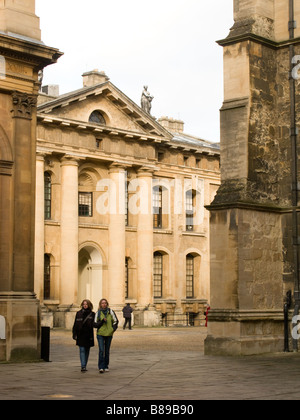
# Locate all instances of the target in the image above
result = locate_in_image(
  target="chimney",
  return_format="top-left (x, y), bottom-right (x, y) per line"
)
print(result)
top-left (42, 84), bottom-right (59, 97)
top-left (82, 69), bottom-right (109, 87)
top-left (158, 116), bottom-right (184, 134)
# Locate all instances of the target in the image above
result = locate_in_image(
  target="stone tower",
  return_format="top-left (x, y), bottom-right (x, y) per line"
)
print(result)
top-left (205, 0), bottom-right (300, 355)
top-left (0, 0), bottom-right (62, 361)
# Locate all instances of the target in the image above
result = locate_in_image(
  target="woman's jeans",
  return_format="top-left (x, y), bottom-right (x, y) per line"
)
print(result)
top-left (97, 335), bottom-right (113, 370)
top-left (79, 347), bottom-right (90, 368)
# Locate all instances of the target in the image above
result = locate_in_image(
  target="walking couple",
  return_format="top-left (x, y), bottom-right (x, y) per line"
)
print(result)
top-left (72, 298), bottom-right (118, 373)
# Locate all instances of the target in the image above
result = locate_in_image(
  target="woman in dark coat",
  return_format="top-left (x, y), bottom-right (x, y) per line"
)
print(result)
top-left (72, 299), bottom-right (95, 372)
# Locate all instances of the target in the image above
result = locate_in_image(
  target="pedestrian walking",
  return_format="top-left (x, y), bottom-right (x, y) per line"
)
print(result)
top-left (204, 305), bottom-right (211, 327)
top-left (72, 299), bottom-right (95, 372)
top-left (94, 298), bottom-right (119, 374)
top-left (122, 303), bottom-right (133, 330)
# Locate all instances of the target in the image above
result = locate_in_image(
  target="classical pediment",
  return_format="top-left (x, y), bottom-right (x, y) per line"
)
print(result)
top-left (37, 81), bottom-right (172, 140)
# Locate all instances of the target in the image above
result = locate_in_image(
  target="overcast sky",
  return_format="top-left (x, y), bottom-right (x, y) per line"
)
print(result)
top-left (36, 0), bottom-right (234, 143)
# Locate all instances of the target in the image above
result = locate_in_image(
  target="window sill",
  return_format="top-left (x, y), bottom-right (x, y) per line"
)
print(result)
top-left (182, 231), bottom-right (206, 237)
top-left (153, 229), bottom-right (173, 235)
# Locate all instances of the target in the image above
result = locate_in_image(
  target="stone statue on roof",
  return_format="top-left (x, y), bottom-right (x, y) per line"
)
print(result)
top-left (141, 86), bottom-right (154, 115)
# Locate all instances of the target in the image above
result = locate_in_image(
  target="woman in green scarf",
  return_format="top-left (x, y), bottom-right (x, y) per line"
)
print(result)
top-left (94, 298), bottom-right (119, 373)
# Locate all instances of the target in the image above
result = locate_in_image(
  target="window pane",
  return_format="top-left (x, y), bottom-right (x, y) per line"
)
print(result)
top-left (125, 174), bottom-right (129, 226)
top-left (44, 172), bottom-right (51, 220)
top-left (186, 255), bottom-right (194, 298)
top-left (153, 186), bottom-right (162, 228)
top-left (89, 110), bottom-right (106, 125)
top-left (79, 192), bottom-right (93, 217)
top-left (125, 258), bottom-right (129, 299)
top-left (186, 190), bottom-right (194, 231)
top-left (153, 252), bottom-right (163, 298)
top-left (44, 254), bottom-right (51, 300)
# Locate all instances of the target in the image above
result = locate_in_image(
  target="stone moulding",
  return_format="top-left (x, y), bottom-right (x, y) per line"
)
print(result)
top-left (217, 33), bottom-right (300, 50)
top-left (206, 201), bottom-right (298, 214)
top-left (208, 309), bottom-right (284, 323)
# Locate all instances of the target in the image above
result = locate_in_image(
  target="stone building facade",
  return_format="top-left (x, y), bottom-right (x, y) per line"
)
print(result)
top-left (205, 0), bottom-right (300, 356)
top-left (35, 70), bottom-right (220, 328)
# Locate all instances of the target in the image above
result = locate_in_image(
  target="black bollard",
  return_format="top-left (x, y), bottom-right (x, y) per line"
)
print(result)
top-left (41, 326), bottom-right (51, 362)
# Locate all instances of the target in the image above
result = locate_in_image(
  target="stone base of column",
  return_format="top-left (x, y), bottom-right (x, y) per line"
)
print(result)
top-left (0, 292), bottom-right (41, 362)
top-left (55, 305), bottom-right (79, 330)
top-left (204, 310), bottom-right (284, 356)
top-left (134, 305), bottom-right (161, 327)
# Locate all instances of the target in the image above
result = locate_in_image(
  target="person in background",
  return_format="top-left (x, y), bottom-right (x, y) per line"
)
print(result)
top-left (72, 299), bottom-right (95, 372)
top-left (94, 298), bottom-right (119, 373)
top-left (122, 303), bottom-right (133, 330)
top-left (204, 304), bottom-right (211, 328)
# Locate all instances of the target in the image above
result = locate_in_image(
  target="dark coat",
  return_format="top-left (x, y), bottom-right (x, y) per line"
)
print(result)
top-left (72, 309), bottom-right (95, 348)
top-left (122, 305), bottom-right (133, 319)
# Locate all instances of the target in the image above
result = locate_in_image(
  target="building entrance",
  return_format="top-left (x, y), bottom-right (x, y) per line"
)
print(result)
top-left (78, 246), bottom-right (103, 308)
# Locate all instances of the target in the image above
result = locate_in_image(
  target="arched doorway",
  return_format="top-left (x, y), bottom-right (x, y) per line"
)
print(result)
top-left (78, 246), bottom-right (103, 308)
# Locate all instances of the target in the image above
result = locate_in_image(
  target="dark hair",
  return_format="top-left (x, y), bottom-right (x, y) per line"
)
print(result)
top-left (98, 298), bottom-right (109, 309)
top-left (81, 299), bottom-right (93, 310)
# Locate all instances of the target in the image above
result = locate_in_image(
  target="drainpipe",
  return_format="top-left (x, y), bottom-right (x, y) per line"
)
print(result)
top-left (289, 0), bottom-right (300, 352)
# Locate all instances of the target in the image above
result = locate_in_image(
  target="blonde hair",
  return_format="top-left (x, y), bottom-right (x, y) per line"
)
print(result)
top-left (81, 299), bottom-right (93, 310)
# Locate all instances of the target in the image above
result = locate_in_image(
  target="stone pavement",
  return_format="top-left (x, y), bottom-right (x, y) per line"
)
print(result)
top-left (1, 327), bottom-right (300, 401)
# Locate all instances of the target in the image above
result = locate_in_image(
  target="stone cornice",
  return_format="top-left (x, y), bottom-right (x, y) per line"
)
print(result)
top-left (217, 32), bottom-right (300, 50)
top-left (206, 201), bottom-right (298, 214)
top-left (37, 113), bottom-right (170, 144)
top-left (208, 309), bottom-right (284, 322)
top-left (0, 32), bottom-right (62, 67)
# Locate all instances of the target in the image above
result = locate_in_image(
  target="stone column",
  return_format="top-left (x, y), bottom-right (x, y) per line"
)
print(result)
top-left (34, 152), bottom-right (46, 301)
top-left (0, 0), bottom-right (62, 362)
top-left (107, 164), bottom-right (126, 312)
top-left (59, 156), bottom-right (79, 328)
top-left (135, 168), bottom-right (160, 326)
top-left (204, 0), bottom-right (299, 356)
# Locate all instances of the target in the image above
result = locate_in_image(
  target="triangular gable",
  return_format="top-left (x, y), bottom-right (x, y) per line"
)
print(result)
top-left (38, 81), bottom-right (173, 140)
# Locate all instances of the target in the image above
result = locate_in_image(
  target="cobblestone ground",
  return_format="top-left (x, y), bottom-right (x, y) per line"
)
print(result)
top-left (1, 327), bottom-right (300, 401)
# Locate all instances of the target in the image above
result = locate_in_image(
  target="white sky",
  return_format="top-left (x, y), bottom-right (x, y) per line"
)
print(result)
top-left (36, 0), bottom-right (234, 143)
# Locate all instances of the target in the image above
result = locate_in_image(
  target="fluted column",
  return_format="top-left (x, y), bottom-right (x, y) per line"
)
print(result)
top-left (136, 168), bottom-right (154, 307)
top-left (60, 156), bottom-right (79, 308)
top-left (34, 152), bottom-right (46, 301)
top-left (107, 164), bottom-right (126, 307)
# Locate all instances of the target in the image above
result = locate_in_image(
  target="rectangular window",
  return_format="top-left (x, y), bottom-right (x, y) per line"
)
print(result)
top-left (44, 172), bottom-right (51, 220)
top-left (186, 190), bottom-right (194, 231)
top-left (158, 152), bottom-right (164, 162)
top-left (96, 138), bottom-right (103, 150)
top-left (153, 186), bottom-right (162, 228)
top-left (44, 254), bottom-right (51, 300)
top-left (153, 252), bottom-right (163, 298)
top-left (125, 258), bottom-right (129, 299)
top-left (125, 173), bottom-right (129, 226)
top-left (79, 192), bottom-right (93, 217)
top-left (186, 255), bottom-right (194, 299)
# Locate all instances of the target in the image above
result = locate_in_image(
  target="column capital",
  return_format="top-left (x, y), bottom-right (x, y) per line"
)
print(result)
top-left (108, 162), bottom-right (128, 174)
top-left (36, 151), bottom-right (50, 162)
top-left (137, 166), bottom-right (156, 178)
top-left (11, 91), bottom-right (37, 120)
top-left (60, 155), bottom-right (83, 166)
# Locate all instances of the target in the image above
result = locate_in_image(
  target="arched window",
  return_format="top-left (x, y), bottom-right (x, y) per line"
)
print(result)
top-left (44, 254), bottom-right (51, 300)
top-left (89, 110), bottom-right (106, 125)
top-left (44, 172), bottom-right (51, 220)
top-left (186, 254), bottom-right (194, 299)
top-left (153, 252), bottom-right (163, 298)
